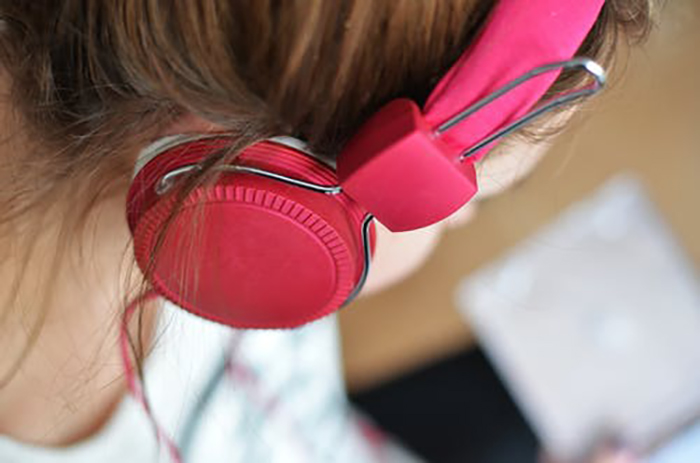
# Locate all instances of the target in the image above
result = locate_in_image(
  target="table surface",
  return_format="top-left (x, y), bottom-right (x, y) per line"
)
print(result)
top-left (340, 0), bottom-right (700, 393)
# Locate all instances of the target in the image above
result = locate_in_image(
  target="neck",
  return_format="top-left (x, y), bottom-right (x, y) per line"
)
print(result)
top-left (0, 184), bottom-right (158, 446)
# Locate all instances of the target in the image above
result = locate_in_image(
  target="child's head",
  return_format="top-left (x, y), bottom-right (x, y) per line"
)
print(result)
top-left (0, 0), bottom-right (653, 363)
top-left (0, 1), bottom-right (652, 190)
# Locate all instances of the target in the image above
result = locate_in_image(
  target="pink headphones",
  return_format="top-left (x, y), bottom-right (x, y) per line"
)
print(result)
top-left (127, 0), bottom-right (606, 329)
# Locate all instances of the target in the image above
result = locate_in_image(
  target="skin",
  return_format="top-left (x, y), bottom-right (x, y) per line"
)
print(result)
top-left (0, 77), bottom-right (626, 462)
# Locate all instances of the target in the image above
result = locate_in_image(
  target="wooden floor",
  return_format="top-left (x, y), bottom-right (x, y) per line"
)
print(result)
top-left (341, 0), bottom-right (700, 393)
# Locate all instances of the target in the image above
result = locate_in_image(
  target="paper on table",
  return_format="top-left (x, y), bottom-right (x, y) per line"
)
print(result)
top-left (455, 175), bottom-right (700, 461)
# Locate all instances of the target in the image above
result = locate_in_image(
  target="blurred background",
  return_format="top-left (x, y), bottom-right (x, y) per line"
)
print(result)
top-left (340, 1), bottom-right (700, 462)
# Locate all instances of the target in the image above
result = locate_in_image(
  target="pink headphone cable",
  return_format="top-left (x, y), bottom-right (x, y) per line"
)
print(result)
top-left (120, 290), bottom-right (183, 463)
top-left (119, 293), bottom-right (322, 462)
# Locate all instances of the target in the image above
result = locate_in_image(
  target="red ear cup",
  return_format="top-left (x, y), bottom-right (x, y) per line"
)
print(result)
top-left (127, 137), bottom-right (371, 329)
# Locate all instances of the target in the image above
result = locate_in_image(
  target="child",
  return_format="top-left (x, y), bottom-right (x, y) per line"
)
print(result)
top-left (0, 1), bottom-right (653, 462)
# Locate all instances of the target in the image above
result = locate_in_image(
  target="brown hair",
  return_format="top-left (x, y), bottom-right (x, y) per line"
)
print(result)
top-left (0, 0), bottom-right (655, 381)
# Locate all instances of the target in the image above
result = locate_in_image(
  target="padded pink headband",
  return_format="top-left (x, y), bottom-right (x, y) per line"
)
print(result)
top-left (425, 0), bottom-right (606, 161)
top-left (337, 0), bottom-right (606, 231)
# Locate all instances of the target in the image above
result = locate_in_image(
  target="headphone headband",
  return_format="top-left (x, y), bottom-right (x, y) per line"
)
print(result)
top-left (128, 0), bottom-right (607, 329)
top-left (425, 0), bottom-right (606, 160)
top-left (337, 0), bottom-right (606, 232)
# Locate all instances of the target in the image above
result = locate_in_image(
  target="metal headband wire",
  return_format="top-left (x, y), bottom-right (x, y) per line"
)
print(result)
top-left (341, 213), bottom-right (375, 308)
top-left (156, 164), bottom-right (343, 196)
top-left (434, 58), bottom-right (607, 162)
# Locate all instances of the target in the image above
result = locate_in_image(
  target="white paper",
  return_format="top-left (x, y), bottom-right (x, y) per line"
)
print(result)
top-left (455, 175), bottom-right (700, 461)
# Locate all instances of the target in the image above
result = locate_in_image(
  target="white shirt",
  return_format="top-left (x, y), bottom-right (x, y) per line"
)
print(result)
top-left (0, 301), bottom-right (423, 463)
